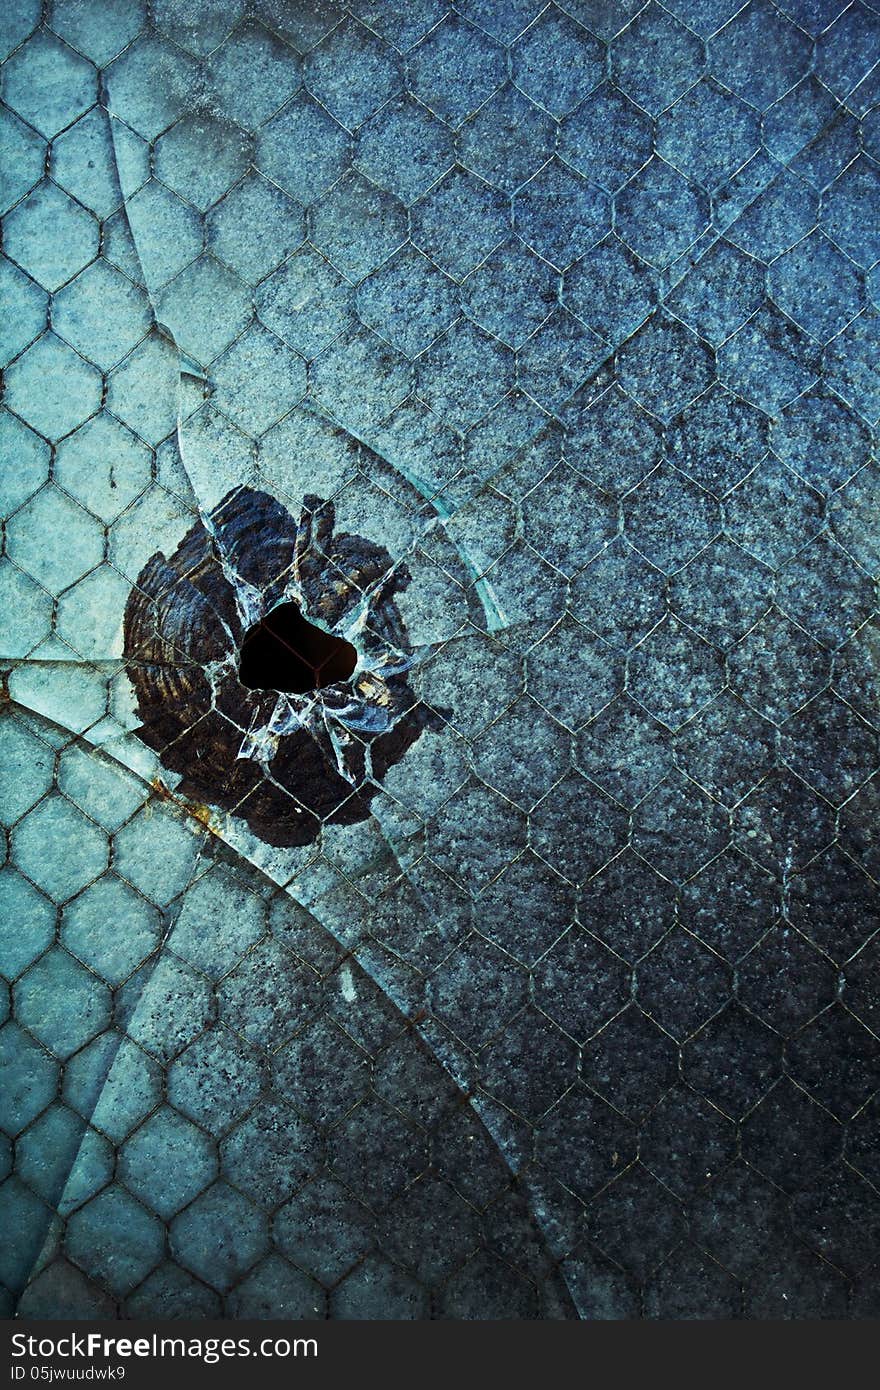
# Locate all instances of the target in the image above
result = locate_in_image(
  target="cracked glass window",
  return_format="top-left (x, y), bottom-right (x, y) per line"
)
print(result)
top-left (1, 0), bottom-right (880, 1321)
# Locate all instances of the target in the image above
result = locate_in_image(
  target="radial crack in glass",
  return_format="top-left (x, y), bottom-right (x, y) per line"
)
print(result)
top-left (123, 486), bottom-right (444, 847)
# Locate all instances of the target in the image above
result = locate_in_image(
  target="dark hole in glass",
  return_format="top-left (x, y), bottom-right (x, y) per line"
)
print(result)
top-left (239, 600), bottom-right (357, 694)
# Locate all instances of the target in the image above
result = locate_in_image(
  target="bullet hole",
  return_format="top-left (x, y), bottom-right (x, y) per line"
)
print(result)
top-left (239, 601), bottom-right (358, 695)
top-left (123, 486), bottom-right (443, 847)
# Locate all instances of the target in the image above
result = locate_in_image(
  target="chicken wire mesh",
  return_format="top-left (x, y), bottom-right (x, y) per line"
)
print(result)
top-left (1, 0), bottom-right (880, 1320)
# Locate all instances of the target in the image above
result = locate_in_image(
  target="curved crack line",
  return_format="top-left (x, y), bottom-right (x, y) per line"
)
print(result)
top-left (7, 698), bottom-right (576, 1317)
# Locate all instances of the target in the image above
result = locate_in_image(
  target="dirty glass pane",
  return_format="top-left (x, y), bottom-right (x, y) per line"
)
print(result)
top-left (1, 0), bottom-right (879, 1320)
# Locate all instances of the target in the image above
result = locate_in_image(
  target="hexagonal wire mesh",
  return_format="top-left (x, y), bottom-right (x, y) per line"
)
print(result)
top-left (1, 0), bottom-right (880, 1319)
